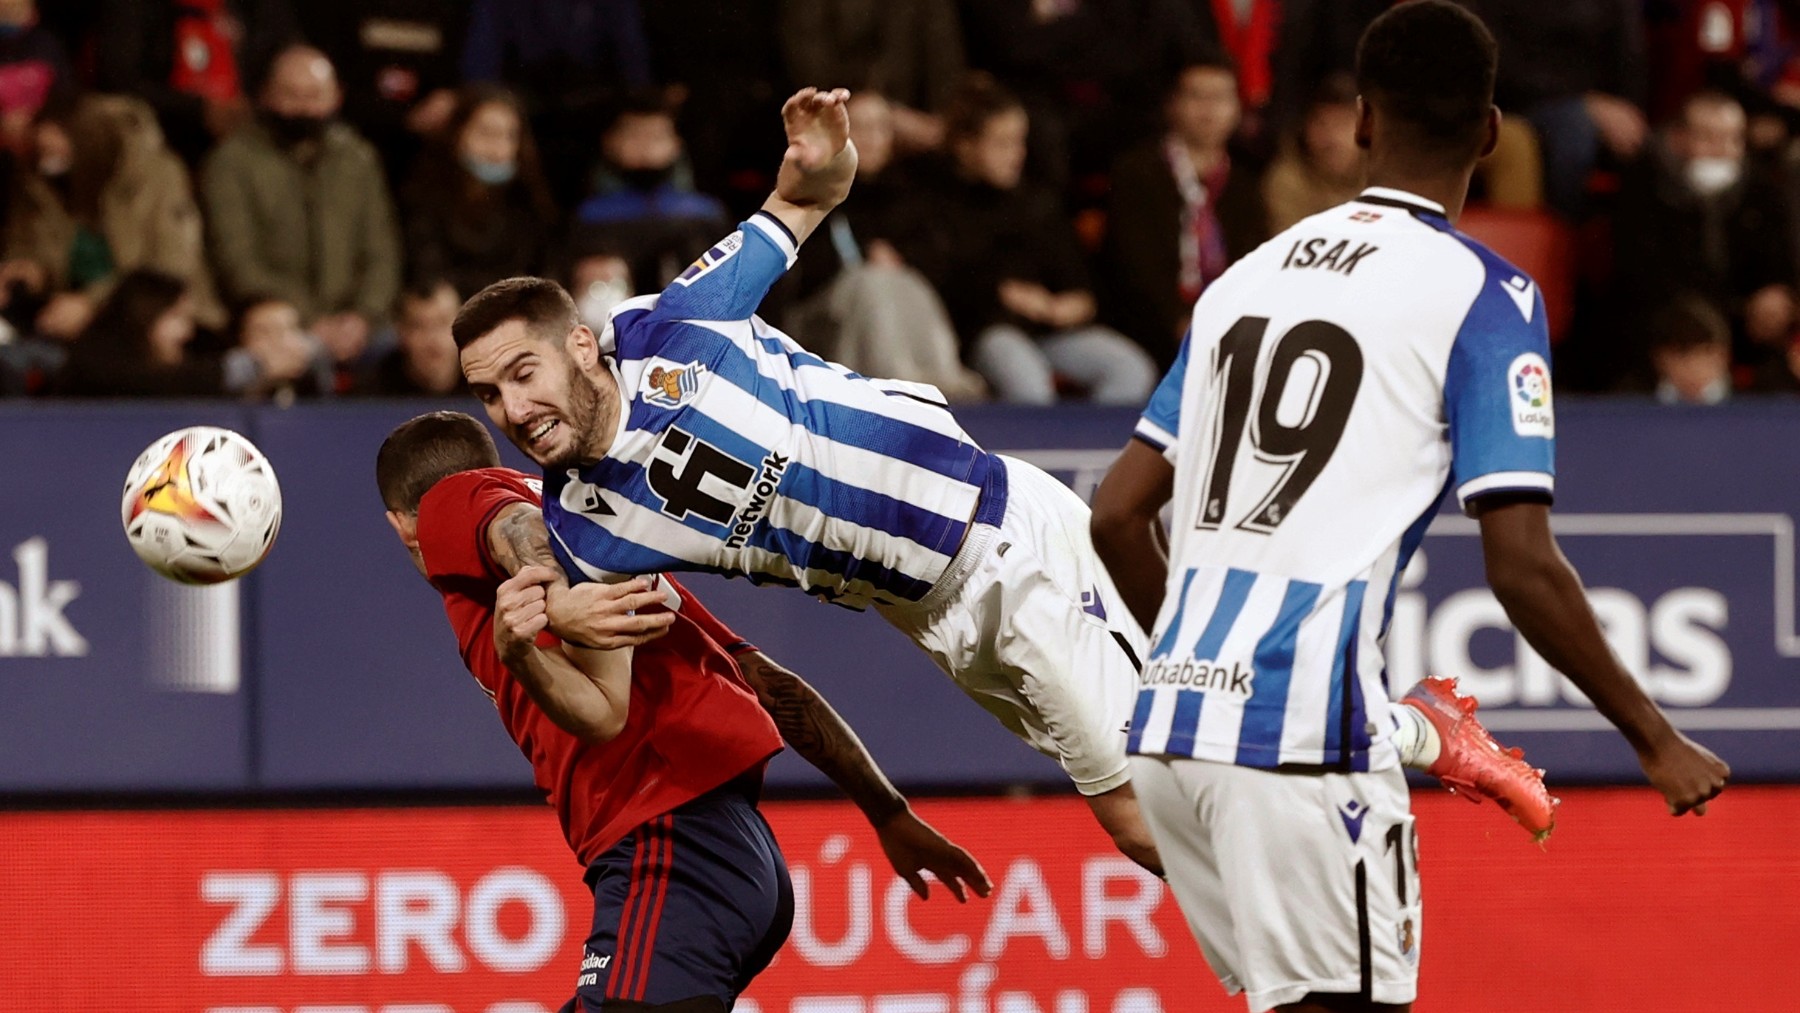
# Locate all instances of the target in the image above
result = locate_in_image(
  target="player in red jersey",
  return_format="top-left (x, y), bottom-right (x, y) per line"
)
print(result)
top-left (375, 410), bottom-right (989, 1013)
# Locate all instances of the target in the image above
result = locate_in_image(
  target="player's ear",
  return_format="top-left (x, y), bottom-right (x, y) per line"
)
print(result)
top-left (567, 324), bottom-right (600, 372)
top-left (1354, 95), bottom-right (1373, 151)
top-left (385, 509), bottom-right (418, 551)
top-left (1479, 105), bottom-right (1501, 160)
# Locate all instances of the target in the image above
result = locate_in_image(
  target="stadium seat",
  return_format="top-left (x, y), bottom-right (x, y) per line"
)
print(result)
top-left (1458, 205), bottom-right (1575, 343)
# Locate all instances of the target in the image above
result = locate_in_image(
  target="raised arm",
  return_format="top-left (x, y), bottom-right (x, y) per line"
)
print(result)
top-left (735, 649), bottom-right (991, 902)
top-left (760, 87), bottom-right (858, 248)
top-left (1476, 499), bottom-right (1729, 814)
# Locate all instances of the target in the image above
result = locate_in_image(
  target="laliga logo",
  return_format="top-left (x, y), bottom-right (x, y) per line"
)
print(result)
top-left (1513, 362), bottom-right (1548, 408)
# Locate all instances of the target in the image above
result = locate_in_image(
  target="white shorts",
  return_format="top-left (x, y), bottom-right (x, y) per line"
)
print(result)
top-left (880, 456), bottom-right (1147, 794)
top-left (1128, 756), bottom-right (1421, 1012)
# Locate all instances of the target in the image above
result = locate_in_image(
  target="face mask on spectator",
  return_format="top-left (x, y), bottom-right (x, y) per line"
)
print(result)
top-left (1687, 156), bottom-right (1741, 196)
top-left (462, 155), bottom-right (517, 186)
top-left (617, 165), bottom-right (674, 192)
top-left (265, 111), bottom-right (329, 146)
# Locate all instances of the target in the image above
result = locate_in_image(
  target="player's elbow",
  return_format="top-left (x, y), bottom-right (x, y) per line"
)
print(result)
top-left (565, 702), bottom-right (629, 744)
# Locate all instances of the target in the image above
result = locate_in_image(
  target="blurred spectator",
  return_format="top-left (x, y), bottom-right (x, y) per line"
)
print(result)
top-left (1262, 74), bottom-right (1363, 233)
top-left (1651, 294), bottom-right (1734, 404)
top-left (54, 269), bottom-right (310, 397)
top-left (299, 2), bottom-right (471, 185)
top-left (202, 44), bottom-right (402, 392)
top-left (568, 251), bottom-right (635, 333)
top-left (360, 278), bottom-right (462, 396)
top-left (1188, 0), bottom-right (1279, 139)
top-left (93, 0), bottom-right (301, 165)
top-left (785, 91), bottom-right (985, 399)
top-left (569, 94), bottom-right (732, 293)
top-left (1615, 91), bottom-right (1797, 383)
top-left (460, 0), bottom-right (653, 205)
top-left (401, 85), bottom-right (557, 299)
top-left (3, 95), bottom-right (224, 345)
top-left (0, 0), bottom-right (73, 155)
top-left (900, 76), bottom-right (1155, 404)
top-left (1266, 0), bottom-right (1388, 141)
top-left (1104, 59), bottom-right (1268, 368)
top-left (1462, 0), bottom-right (1649, 219)
top-left (959, 0), bottom-right (1212, 190)
top-left (228, 293), bottom-right (331, 401)
top-left (641, 0), bottom-right (784, 210)
top-left (779, 0), bottom-right (965, 153)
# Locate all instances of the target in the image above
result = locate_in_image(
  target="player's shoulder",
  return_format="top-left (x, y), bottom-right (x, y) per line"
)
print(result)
top-left (420, 466), bottom-right (543, 518)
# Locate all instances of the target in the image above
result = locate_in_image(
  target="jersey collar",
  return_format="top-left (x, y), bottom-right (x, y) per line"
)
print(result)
top-left (1355, 187), bottom-right (1448, 218)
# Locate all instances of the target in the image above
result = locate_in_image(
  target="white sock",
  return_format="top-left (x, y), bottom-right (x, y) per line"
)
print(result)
top-left (1393, 702), bottom-right (1442, 771)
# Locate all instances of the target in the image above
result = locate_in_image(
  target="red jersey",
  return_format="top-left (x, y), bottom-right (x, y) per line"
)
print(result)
top-left (416, 467), bottom-right (783, 865)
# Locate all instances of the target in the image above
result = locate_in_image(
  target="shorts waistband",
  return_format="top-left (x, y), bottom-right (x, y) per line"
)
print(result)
top-left (904, 457), bottom-right (1009, 616)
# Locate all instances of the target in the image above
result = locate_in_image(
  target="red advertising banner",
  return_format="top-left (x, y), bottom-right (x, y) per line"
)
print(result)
top-left (1, 789), bottom-right (1795, 1012)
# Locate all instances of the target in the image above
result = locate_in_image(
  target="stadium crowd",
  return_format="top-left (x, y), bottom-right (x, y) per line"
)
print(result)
top-left (4, 0), bottom-right (1800, 405)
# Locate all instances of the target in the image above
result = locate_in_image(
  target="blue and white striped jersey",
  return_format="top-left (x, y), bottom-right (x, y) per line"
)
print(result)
top-left (542, 212), bottom-right (1007, 609)
top-left (1127, 188), bottom-right (1555, 772)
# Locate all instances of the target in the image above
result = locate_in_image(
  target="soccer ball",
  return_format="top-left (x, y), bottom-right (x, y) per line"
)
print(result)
top-left (121, 426), bottom-right (282, 584)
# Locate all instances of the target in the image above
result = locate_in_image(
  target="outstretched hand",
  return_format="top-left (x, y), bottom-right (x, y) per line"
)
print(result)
top-left (774, 87), bottom-right (857, 210)
top-left (876, 809), bottom-right (992, 903)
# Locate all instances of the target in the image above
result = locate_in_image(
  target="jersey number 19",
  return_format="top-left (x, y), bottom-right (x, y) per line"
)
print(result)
top-left (1199, 316), bottom-right (1364, 534)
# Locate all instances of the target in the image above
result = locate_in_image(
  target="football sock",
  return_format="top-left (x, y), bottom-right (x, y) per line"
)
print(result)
top-left (1393, 701), bottom-right (1443, 770)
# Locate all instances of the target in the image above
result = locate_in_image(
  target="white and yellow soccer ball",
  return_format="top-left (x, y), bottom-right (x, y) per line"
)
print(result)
top-left (121, 426), bottom-right (282, 584)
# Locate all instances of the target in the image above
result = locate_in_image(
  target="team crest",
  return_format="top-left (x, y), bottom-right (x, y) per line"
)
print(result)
top-left (644, 362), bottom-right (708, 409)
top-left (1348, 210), bottom-right (1383, 223)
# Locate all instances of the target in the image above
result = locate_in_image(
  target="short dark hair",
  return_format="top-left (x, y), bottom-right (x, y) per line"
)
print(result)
top-left (451, 276), bottom-right (579, 350)
top-left (943, 72), bottom-right (1026, 146)
top-left (374, 411), bottom-right (503, 513)
top-left (1356, 0), bottom-right (1497, 164)
top-left (227, 293), bottom-right (293, 341)
top-left (396, 277), bottom-right (459, 316)
top-left (1651, 295), bottom-right (1731, 354)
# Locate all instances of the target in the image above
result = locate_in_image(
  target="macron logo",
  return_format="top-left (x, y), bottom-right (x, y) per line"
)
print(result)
top-left (1338, 799), bottom-right (1369, 844)
top-left (1502, 275), bottom-right (1535, 323)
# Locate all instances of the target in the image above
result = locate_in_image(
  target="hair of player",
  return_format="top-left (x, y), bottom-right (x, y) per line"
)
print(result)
top-left (1355, 0), bottom-right (1498, 167)
top-left (943, 72), bottom-right (1026, 145)
top-left (375, 411), bottom-right (503, 514)
top-left (451, 276), bottom-right (579, 350)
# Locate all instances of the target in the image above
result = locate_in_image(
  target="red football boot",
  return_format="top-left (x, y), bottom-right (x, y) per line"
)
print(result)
top-left (1401, 677), bottom-right (1559, 842)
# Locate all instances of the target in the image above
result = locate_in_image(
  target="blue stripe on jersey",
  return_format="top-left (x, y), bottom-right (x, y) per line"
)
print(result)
top-left (1379, 479), bottom-right (1450, 639)
top-left (1322, 580), bottom-right (1369, 765)
top-left (1347, 626), bottom-right (1370, 772)
top-left (1166, 690), bottom-right (1206, 756)
top-left (1151, 568), bottom-right (1199, 658)
top-left (544, 500), bottom-right (707, 580)
top-left (750, 521), bottom-right (935, 603)
top-left (777, 461), bottom-right (966, 555)
top-left (649, 324), bottom-right (986, 485)
top-left (1125, 688), bottom-right (1156, 753)
top-left (1235, 579), bottom-right (1324, 766)
top-left (1194, 568), bottom-right (1258, 659)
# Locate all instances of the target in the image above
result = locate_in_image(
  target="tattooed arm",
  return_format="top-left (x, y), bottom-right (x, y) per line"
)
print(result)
top-left (485, 502), bottom-right (674, 648)
top-left (737, 649), bottom-right (992, 901)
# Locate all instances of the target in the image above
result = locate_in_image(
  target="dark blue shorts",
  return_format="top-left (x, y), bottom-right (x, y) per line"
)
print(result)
top-left (561, 774), bottom-right (793, 1011)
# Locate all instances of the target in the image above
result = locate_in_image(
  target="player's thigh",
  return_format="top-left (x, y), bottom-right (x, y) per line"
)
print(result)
top-left (574, 795), bottom-right (792, 1009)
top-left (1205, 763), bottom-right (1420, 1013)
top-left (1125, 754), bottom-right (1246, 992)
